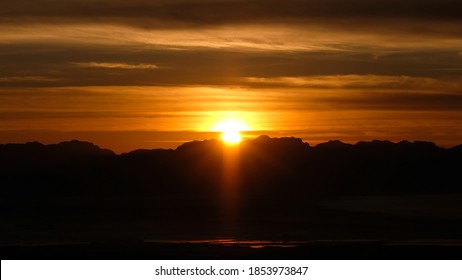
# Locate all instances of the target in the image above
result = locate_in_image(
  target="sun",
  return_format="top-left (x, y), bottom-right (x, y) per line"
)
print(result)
top-left (221, 129), bottom-right (241, 143)
top-left (213, 119), bottom-right (249, 144)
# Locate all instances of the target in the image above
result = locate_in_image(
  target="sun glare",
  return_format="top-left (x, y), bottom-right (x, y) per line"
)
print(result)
top-left (222, 129), bottom-right (241, 143)
top-left (213, 119), bottom-right (249, 144)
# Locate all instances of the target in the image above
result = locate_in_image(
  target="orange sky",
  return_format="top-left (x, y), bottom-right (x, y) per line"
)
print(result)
top-left (1, 0), bottom-right (462, 152)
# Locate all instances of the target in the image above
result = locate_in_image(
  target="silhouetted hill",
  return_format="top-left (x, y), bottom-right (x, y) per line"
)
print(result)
top-left (1, 136), bottom-right (462, 254)
top-left (246, 135), bottom-right (310, 159)
top-left (46, 140), bottom-right (115, 157)
top-left (315, 139), bottom-right (353, 150)
top-left (451, 144), bottom-right (462, 153)
top-left (0, 140), bottom-right (114, 163)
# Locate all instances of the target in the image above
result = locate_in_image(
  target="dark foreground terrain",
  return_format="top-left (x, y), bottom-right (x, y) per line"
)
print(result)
top-left (3, 241), bottom-right (462, 260)
top-left (1, 136), bottom-right (461, 259)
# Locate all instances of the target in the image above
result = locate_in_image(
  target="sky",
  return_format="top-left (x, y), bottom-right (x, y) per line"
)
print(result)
top-left (1, 0), bottom-right (462, 153)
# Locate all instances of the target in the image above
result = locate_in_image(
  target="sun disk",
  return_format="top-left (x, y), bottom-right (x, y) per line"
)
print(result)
top-left (222, 130), bottom-right (241, 143)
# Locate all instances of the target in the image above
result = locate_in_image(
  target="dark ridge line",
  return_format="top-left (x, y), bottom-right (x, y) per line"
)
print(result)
top-left (1, 136), bottom-right (461, 155)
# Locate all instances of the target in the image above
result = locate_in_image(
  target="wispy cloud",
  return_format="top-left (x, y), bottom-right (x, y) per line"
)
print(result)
top-left (0, 76), bottom-right (57, 82)
top-left (73, 62), bottom-right (158, 69)
top-left (243, 75), bottom-right (462, 91)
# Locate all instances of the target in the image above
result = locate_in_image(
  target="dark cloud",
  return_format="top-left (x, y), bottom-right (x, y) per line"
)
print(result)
top-left (2, 0), bottom-right (462, 27)
top-left (1, 0), bottom-right (462, 45)
top-left (315, 92), bottom-right (462, 111)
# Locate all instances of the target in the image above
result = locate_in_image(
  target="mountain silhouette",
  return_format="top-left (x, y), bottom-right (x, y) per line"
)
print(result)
top-left (1, 136), bottom-right (461, 259)
top-left (1, 136), bottom-right (461, 198)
